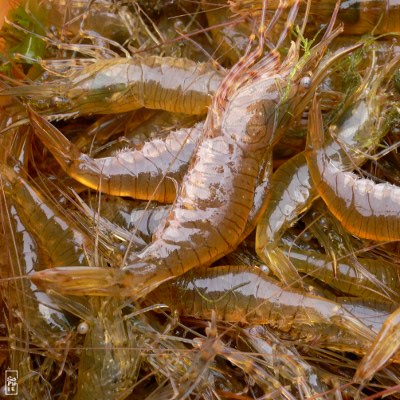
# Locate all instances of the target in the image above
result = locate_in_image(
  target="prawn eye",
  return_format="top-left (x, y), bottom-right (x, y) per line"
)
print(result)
top-left (300, 76), bottom-right (312, 91)
top-left (301, 230), bottom-right (313, 242)
top-left (77, 321), bottom-right (89, 335)
top-left (259, 264), bottom-right (270, 274)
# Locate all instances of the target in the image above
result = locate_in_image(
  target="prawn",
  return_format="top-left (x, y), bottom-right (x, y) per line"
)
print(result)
top-left (31, 0), bottom-right (347, 299)
top-left (147, 265), bottom-right (380, 355)
top-left (0, 116), bottom-right (123, 266)
top-left (0, 127), bottom-right (75, 397)
top-left (46, 292), bottom-right (143, 400)
top-left (28, 111), bottom-right (203, 203)
top-left (75, 298), bottom-right (141, 399)
top-left (77, 155), bottom-right (271, 253)
top-left (305, 69), bottom-right (400, 241)
top-left (256, 47), bottom-right (399, 283)
top-left (1, 56), bottom-right (225, 116)
top-left (0, 129), bottom-right (71, 342)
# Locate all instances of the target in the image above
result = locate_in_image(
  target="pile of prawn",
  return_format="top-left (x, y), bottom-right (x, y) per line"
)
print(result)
top-left (1, 0), bottom-right (400, 398)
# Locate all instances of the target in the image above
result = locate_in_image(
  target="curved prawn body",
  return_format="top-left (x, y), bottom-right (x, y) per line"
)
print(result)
top-left (29, 109), bottom-right (203, 202)
top-left (1, 56), bottom-right (225, 116)
top-left (256, 51), bottom-right (398, 281)
top-left (148, 265), bottom-right (378, 352)
top-left (31, 1), bottom-right (346, 299)
top-left (256, 151), bottom-right (316, 254)
top-left (255, 152), bottom-right (316, 285)
top-left (306, 79), bottom-right (400, 241)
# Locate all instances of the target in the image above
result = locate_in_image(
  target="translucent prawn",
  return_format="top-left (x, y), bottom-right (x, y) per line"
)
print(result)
top-left (0, 128), bottom-right (72, 339)
top-left (28, 110), bottom-right (203, 203)
top-left (306, 73), bottom-right (400, 241)
top-left (0, 127), bottom-right (76, 397)
top-left (1, 134), bottom-right (142, 397)
top-left (47, 293), bottom-right (142, 400)
top-left (147, 265), bottom-right (380, 355)
top-left (256, 47), bottom-right (399, 284)
top-left (1, 56), bottom-right (225, 117)
top-left (31, 0), bottom-right (346, 299)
